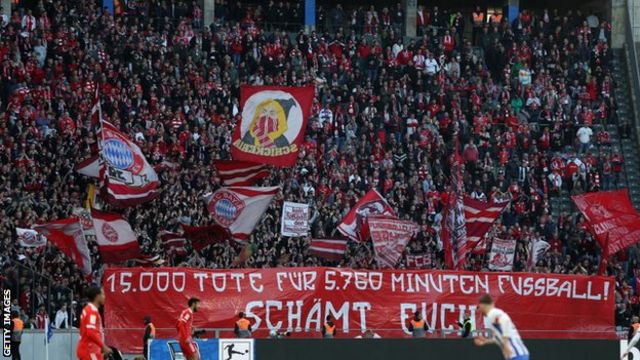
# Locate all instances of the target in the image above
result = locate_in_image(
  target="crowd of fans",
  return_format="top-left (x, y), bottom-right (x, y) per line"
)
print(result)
top-left (0, 0), bottom-right (637, 332)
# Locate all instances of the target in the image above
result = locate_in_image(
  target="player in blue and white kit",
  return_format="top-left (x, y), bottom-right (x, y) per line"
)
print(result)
top-left (474, 294), bottom-right (530, 360)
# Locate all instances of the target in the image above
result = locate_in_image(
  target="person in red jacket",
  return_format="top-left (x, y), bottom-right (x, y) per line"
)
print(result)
top-left (177, 297), bottom-right (201, 360)
top-left (77, 286), bottom-right (111, 360)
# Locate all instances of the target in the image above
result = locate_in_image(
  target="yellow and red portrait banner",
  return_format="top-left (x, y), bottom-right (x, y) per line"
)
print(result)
top-left (232, 85), bottom-right (314, 167)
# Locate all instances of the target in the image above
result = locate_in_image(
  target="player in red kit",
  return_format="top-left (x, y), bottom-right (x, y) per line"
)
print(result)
top-left (77, 286), bottom-right (112, 360)
top-left (177, 297), bottom-right (201, 360)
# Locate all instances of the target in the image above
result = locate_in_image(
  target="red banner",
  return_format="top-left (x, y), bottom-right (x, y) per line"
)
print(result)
top-left (103, 267), bottom-right (614, 352)
top-left (572, 189), bottom-right (640, 255)
top-left (231, 86), bottom-right (314, 167)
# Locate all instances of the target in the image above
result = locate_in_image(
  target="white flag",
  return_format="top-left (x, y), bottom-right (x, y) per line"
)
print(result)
top-left (280, 201), bottom-right (309, 237)
top-left (16, 228), bottom-right (46, 247)
top-left (205, 186), bottom-right (280, 241)
top-left (528, 238), bottom-right (551, 269)
top-left (488, 238), bottom-right (517, 271)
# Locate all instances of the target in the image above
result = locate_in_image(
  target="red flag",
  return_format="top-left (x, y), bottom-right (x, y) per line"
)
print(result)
top-left (99, 120), bottom-right (160, 207)
top-left (231, 85), bottom-right (314, 167)
top-left (442, 144), bottom-right (467, 269)
top-left (308, 239), bottom-right (348, 261)
top-left (181, 224), bottom-right (231, 251)
top-left (213, 160), bottom-right (270, 186)
top-left (33, 218), bottom-right (92, 276)
top-left (368, 216), bottom-right (419, 268)
top-left (159, 231), bottom-right (187, 255)
top-left (91, 209), bottom-right (141, 263)
top-left (337, 189), bottom-right (396, 241)
top-left (470, 236), bottom-right (488, 255)
top-left (572, 189), bottom-right (640, 255)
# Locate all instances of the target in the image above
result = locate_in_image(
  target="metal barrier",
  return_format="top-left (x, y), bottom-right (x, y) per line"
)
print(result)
top-left (2, 327), bottom-right (620, 360)
top-left (0, 329), bottom-right (79, 360)
top-left (2, 259), bottom-right (75, 326)
top-left (104, 326), bottom-right (614, 339)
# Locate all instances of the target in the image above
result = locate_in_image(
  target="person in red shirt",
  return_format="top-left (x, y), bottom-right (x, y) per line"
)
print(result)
top-left (177, 297), bottom-right (201, 360)
top-left (77, 286), bottom-right (111, 360)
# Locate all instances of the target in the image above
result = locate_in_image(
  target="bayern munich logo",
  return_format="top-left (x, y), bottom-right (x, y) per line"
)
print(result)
top-left (103, 139), bottom-right (135, 170)
top-left (101, 222), bottom-right (119, 243)
top-left (20, 232), bottom-right (38, 246)
top-left (209, 191), bottom-right (245, 227)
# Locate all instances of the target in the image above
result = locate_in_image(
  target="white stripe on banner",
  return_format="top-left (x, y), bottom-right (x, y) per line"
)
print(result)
top-left (465, 217), bottom-right (496, 223)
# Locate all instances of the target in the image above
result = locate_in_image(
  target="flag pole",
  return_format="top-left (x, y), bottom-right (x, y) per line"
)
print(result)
top-left (44, 317), bottom-right (49, 360)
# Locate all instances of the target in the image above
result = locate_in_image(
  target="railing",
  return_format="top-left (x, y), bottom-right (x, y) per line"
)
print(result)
top-left (103, 327), bottom-right (616, 340)
top-left (2, 259), bottom-right (75, 323)
top-left (625, 0), bottom-right (640, 134)
top-left (9, 328), bottom-right (622, 360)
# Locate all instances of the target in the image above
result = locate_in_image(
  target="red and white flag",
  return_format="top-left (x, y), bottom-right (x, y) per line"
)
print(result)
top-left (464, 196), bottom-right (507, 248)
top-left (16, 228), bottom-right (46, 247)
top-left (231, 85), bottom-right (314, 167)
top-left (159, 231), bottom-right (188, 255)
top-left (213, 160), bottom-right (270, 186)
top-left (572, 189), bottom-right (640, 255)
top-left (99, 120), bottom-right (160, 207)
top-left (205, 186), bottom-right (280, 241)
top-left (134, 254), bottom-right (165, 266)
top-left (368, 216), bottom-right (419, 268)
top-left (442, 145), bottom-right (467, 269)
top-left (204, 186), bottom-right (279, 241)
top-left (91, 209), bottom-right (141, 263)
top-left (337, 189), bottom-right (396, 241)
top-left (488, 238), bottom-right (517, 271)
top-left (470, 235), bottom-right (488, 255)
top-left (308, 239), bottom-right (348, 261)
top-left (34, 218), bottom-right (92, 276)
top-left (75, 155), bottom-right (100, 178)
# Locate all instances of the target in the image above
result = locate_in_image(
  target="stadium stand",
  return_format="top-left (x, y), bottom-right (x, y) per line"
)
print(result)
top-left (0, 0), bottom-right (636, 338)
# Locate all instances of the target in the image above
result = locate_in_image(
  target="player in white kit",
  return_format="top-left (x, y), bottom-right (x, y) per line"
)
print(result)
top-left (474, 294), bottom-right (530, 360)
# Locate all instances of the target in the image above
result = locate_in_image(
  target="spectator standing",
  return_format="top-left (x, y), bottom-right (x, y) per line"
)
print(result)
top-left (54, 303), bottom-right (69, 329)
top-left (35, 305), bottom-right (48, 330)
top-left (576, 125), bottom-right (593, 154)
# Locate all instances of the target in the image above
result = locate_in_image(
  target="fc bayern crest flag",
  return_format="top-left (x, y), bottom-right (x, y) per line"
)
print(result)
top-left (204, 186), bottom-right (280, 241)
top-left (99, 120), bottom-right (160, 207)
top-left (231, 86), bottom-right (314, 167)
top-left (16, 228), bottom-right (46, 247)
top-left (91, 209), bottom-right (141, 263)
